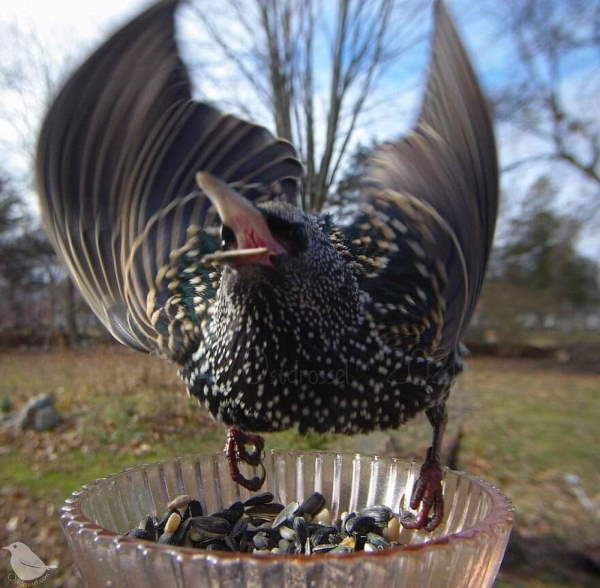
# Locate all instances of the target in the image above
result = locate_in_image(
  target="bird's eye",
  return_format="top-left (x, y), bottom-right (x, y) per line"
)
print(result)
top-left (274, 222), bottom-right (306, 254)
top-left (289, 224), bottom-right (306, 246)
top-left (220, 224), bottom-right (237, 250)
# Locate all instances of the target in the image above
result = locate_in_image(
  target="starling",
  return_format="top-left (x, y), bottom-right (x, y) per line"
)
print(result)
top-left (36, 0), bottom-right (497, 531)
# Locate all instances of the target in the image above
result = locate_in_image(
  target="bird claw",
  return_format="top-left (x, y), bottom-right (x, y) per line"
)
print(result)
top-left (224, 427), bottom-right (266, 491)
top-left (401, 450), bottom-right (444, 532)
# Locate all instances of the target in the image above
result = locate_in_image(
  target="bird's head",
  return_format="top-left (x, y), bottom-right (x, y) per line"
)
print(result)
top-left (3, 542), bottom-right (26, 552)
top-left (196, 172), bottom-right (362, 344)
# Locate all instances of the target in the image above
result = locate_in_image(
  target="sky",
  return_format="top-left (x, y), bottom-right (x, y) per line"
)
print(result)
top-left (0, 0), bottom-right (146, 32)
top-left (1, 0), bottom-right (598, 258)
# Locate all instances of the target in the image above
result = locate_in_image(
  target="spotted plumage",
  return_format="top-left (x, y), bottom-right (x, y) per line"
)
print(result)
top-left (36, 0), bottom-right (497, 527)
top-left (179, 199), bottom-right (455, 434)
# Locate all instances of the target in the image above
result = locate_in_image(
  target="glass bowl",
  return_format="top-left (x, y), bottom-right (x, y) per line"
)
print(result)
top-left (61, 450), bottom-right (513, 587)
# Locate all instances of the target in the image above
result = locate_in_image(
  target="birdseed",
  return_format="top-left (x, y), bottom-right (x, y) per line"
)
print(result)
top-left (123, 491), bottom-right (404, 554)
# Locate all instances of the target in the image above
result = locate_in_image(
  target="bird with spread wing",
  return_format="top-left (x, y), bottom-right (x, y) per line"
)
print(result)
top-left (36, 0), bottom-right (497, 531)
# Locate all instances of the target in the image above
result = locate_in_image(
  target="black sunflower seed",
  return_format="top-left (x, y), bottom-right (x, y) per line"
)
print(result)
top-left (330, 544), bottom-right (353, 554)
top-left (248, 516), bottom-right (272, 527)
top-left (296, 492), bottom-right (326, 517)
top-left (243, 492), bottom-right (274, 507)
top-left (263, 527), bottom-right (282, 542)
top-left (328, 532), bottom-right (343, 545)
top-left (129, 528), bottom-right (154, 541)
top-left (184, 499), bottom-right (204, 519)
top-left (313, 544), bottom-right (336, 554)
top-left (354, 533), bottom-right (367, 551)
top-left (342, 512), bottom-right (357, 534)
top-left (224, 535), bottom-right (238, 551)
top-left (188, 527), bottom-right (203, 543)
top-left (293, 516), bottom-right (308, 546)
top-left (155, 511), bottom-right (173, 535)
top-left (212, 501), bottom-right (244, 524)
top-left (310, 526), bottom-right (337, 546)
top-left (125, 493), bottom-right (403, 555)
top-left (332, 518), bottom-right (343, 534)
top-left (172, 518), bottom-right (192, 545)
top-left (189, 516), bottom-right (231, 536)
top-left (272, 501), bottom-right (299, 529)
top-left (205, 539), bottom-right (230, 551)
top-left (359, 505), bottom-right (394, 525)
top-left (139, 515), bottom-right (155, 536)
top-left (239, 535), bottom-right (250, 552)
top-left (347, 515), bottom-right (378, 536)
top-left (230, 517), bottom-right (248, 539)
top-left (366, 532), bottom-right (390, 549)
top-left (158, 532), bottom-right (177, 545)
top-left (245, 502), bottom-right (285, 517)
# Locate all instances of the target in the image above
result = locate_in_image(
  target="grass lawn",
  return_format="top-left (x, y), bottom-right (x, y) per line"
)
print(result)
top-left (0, 346), bottom-right (598, 586)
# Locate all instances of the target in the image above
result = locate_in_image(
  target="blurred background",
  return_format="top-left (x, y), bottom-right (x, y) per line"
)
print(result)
top-left (0, 0), bottom-right (598, 586)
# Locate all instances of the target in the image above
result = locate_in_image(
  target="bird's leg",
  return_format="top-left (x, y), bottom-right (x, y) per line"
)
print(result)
top-left (401, 404), bottom-right (446, 532)
top-left (224, 426), bottom-right (266, 491)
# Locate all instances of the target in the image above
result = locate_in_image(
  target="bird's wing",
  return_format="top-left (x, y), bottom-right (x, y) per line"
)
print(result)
top-left (36, 0), bottom-right (302, 359)
top-left (17, 556), bottom-right (46, 569)
top-left (346, 0), bottom-right (498, 356)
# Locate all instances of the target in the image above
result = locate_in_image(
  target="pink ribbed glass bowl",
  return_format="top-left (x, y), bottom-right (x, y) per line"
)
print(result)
top-left (61, 450), bottom-right (513, 587)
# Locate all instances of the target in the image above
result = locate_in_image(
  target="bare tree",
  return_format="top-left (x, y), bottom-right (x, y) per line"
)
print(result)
top-left (475, 175), bottom-right (599, 335)
top-left (488, 0), bottom-right (600, 191)
top-left (0, 21), bottom-right (91, 344)
top-left (190, 0), bottom-right (424, 210)
top-left (0, 22), bottom-right (78, 170)
top-left (0, 172), bottom-right (26, 237)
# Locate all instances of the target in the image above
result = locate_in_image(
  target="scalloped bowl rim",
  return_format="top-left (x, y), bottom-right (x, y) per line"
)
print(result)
top-left (60, 449), bottom-right (514, 564)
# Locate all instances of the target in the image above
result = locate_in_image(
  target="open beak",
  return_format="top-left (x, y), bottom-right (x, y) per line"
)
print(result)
top-left (196, 172), bottom-right (286, 267)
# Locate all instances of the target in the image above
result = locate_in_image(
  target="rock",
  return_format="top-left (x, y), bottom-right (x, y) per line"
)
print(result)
top-left (30, 393), bottom-right (55, 411)
top-left (16, 393), bottom-right (61, 431)
top-left (33, 406), bottom-right (61, 431)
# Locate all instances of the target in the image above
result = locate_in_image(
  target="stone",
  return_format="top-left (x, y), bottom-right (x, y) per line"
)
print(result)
top-left (33, 405), bottom-right (61, 431)
top-left (16, 393), bottom-right (61, 431)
